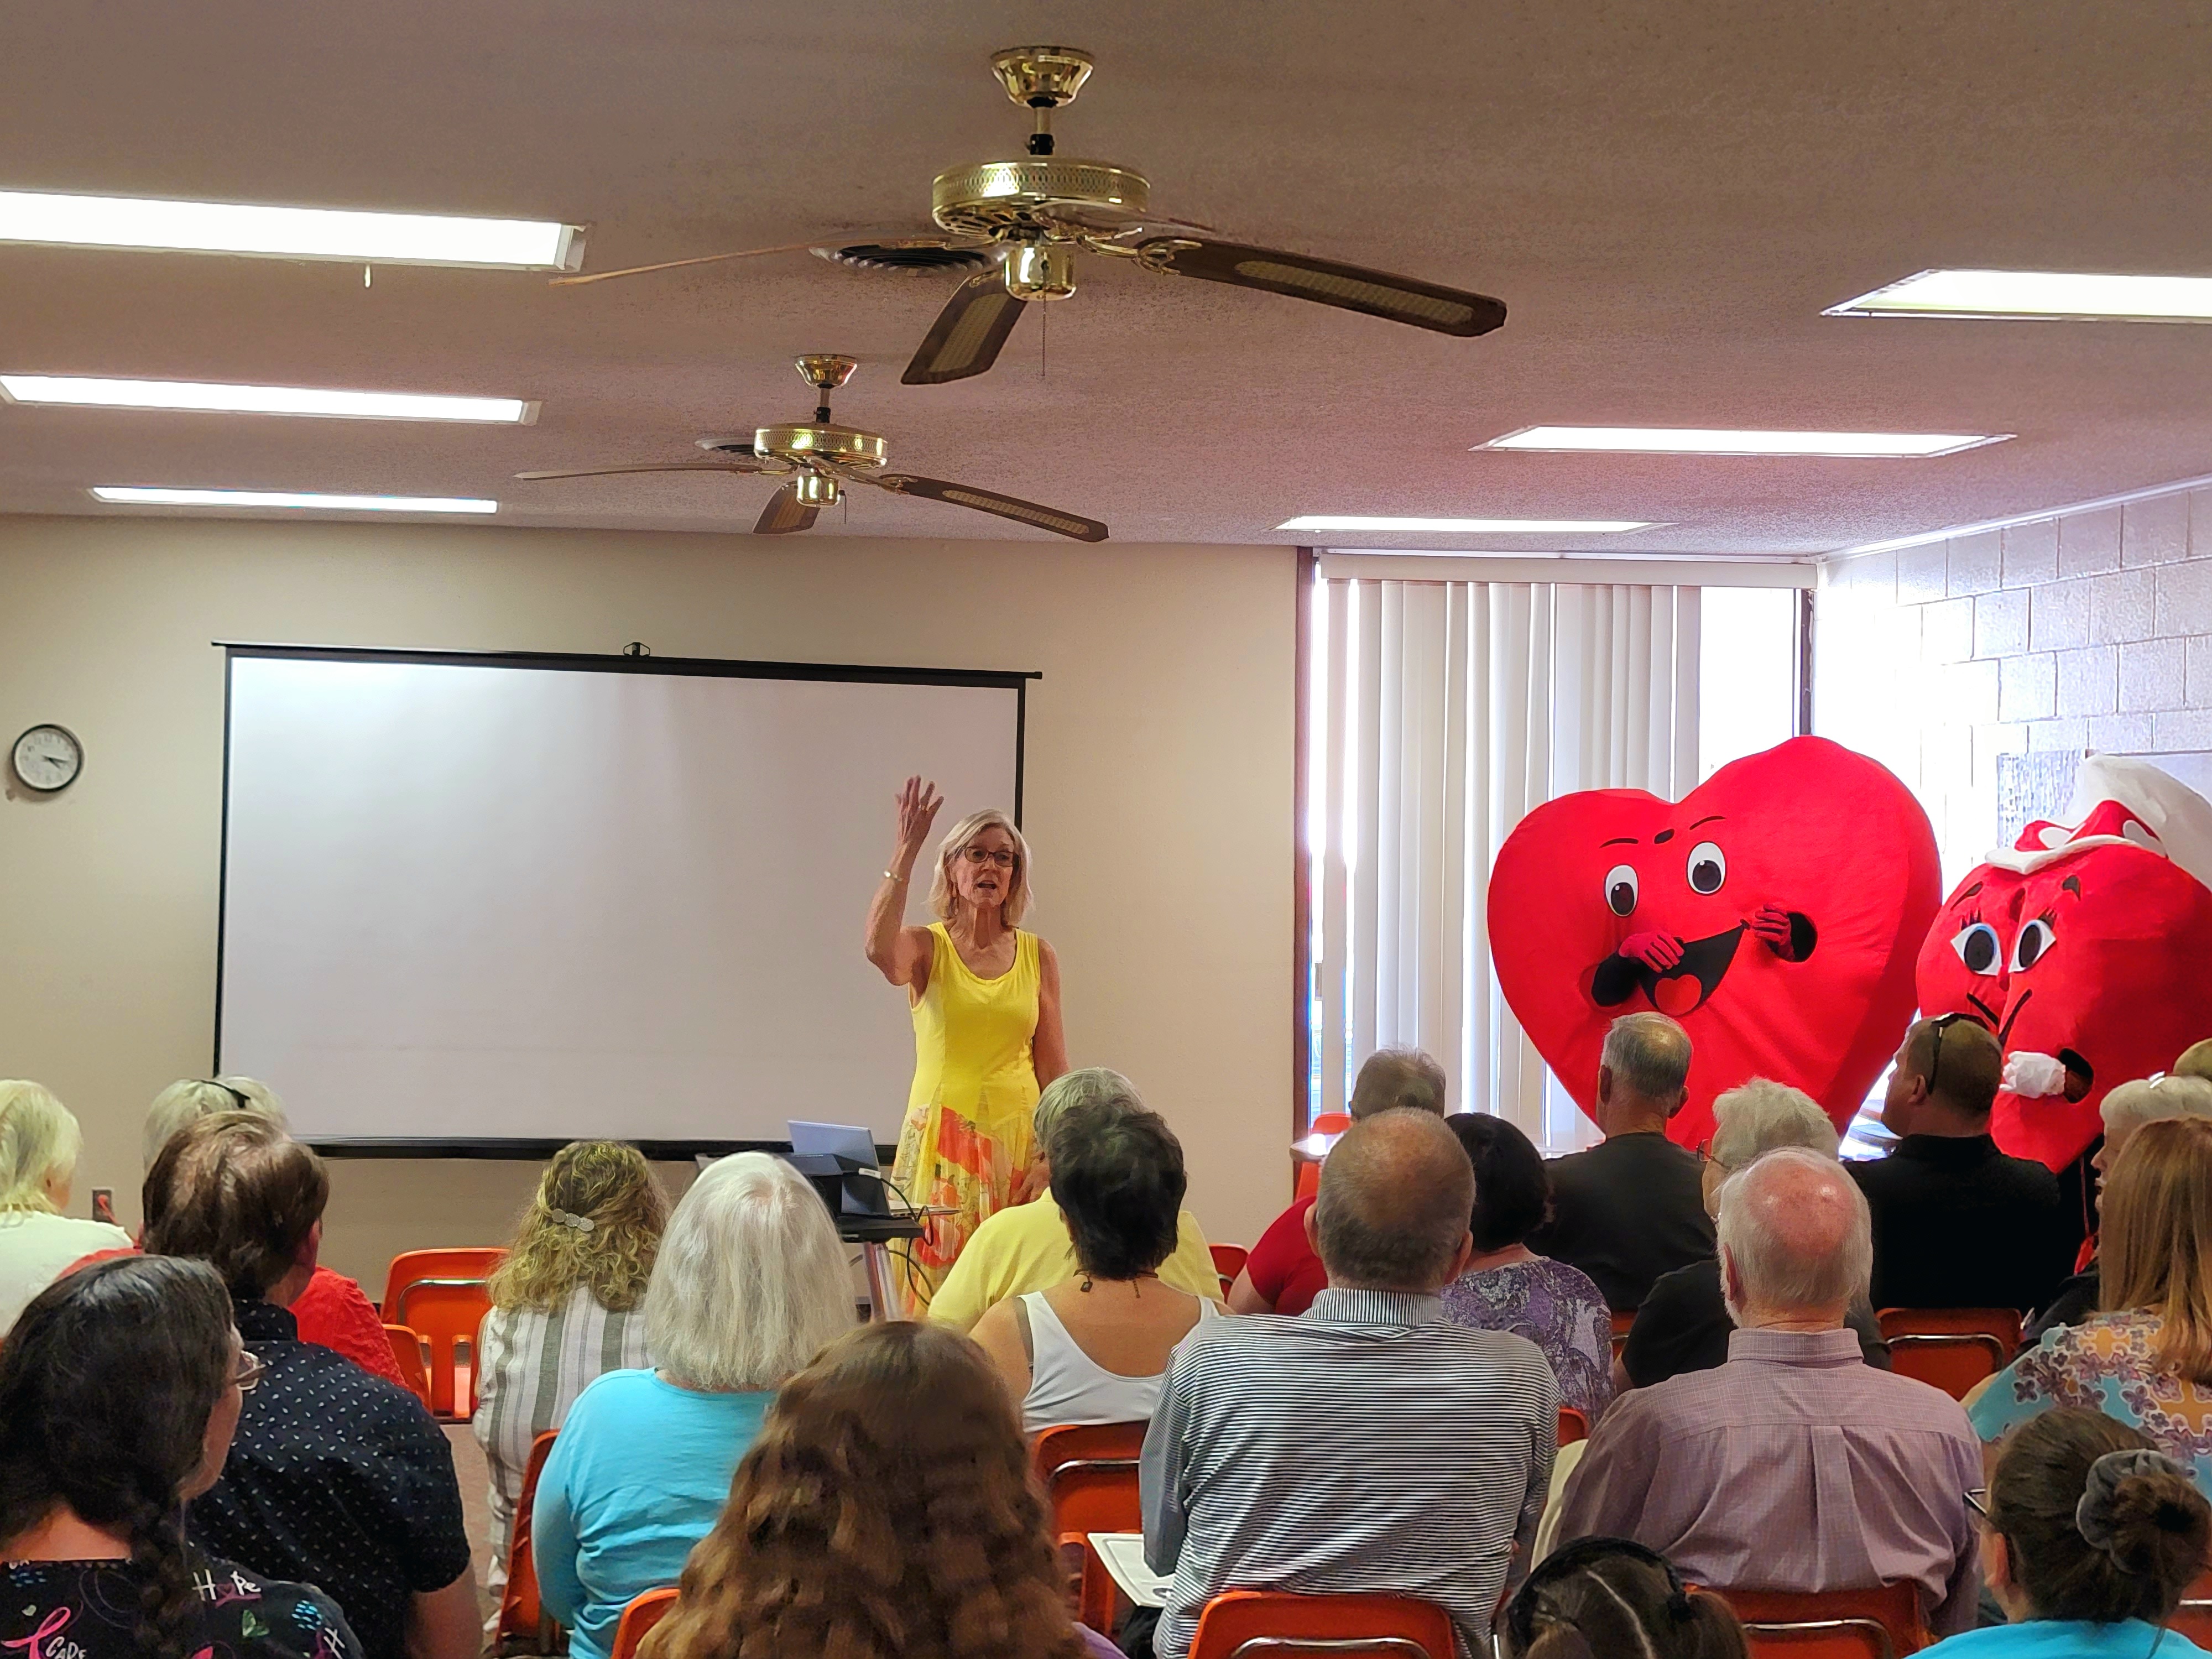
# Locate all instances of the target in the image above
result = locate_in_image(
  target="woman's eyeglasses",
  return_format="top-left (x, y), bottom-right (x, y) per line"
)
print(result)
top-left (233, 1349), bottom-right (267, 1393)
top-left (1963, 1486), bottom-right (1990, 1521)
top-left (961, 847), bottom-right (1018, 869)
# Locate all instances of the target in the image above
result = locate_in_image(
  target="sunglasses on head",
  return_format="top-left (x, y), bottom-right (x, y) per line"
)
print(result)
top-left (1925, 1013), bottom-right (1972, 1098)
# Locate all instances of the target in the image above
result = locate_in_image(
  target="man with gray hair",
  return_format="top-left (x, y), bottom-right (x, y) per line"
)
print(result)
top-left (926, 1067), bottom-right (1224, 1329)
top-left (1623, 1078), bottom-right (1888, 1387)
top-left (1556, 1147), bottom-right (1981, 1637)
top-left (1527, 1011), bottom-right (1712, 1310)
top-left (1141, 1110), bottom-right (1556, 1659)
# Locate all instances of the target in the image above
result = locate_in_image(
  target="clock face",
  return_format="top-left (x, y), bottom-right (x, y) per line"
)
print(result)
top-left (12, 724), bottom-right (82, 792)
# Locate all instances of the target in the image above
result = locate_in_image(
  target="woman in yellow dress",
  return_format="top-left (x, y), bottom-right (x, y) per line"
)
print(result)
top-left (864, 776), bottom-right (1067, 1312)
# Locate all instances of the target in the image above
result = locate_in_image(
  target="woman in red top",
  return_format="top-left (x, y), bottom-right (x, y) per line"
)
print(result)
top-left (142, 1077), bottom-right (404, 1384)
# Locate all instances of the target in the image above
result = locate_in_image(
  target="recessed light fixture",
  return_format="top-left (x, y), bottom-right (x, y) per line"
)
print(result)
top-left (1828, 268), bottom-right (2212, 323)
top-left (1, 375), bottom-right (535, 423)
top-left (1276, 514), bottom-right (1653, 533)
top-left (0, 190), bottom-right (582, 270)
top-left (91, 486), bottom-right (497, 514)
top-left (1477, 426), bottom-right (2007, 458)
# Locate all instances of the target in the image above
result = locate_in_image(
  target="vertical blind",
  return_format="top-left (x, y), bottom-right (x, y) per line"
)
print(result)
top-left (1312, 577), bottom-right (1701, 1146)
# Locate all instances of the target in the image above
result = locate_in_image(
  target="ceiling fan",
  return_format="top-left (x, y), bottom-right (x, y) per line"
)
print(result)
top-left (514, 353), bottom-right (1109, 541)
top-left (556, 46), bottom-right (1507, 385)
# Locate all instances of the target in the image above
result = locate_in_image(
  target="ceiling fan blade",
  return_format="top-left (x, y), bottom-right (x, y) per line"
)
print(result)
top-left (752, 480), bottom-right (820, 535)
top-left (549, 239), bottom-right (821, 287)
top-left (901, 272), bottom-right (1027, 384)
top-left (872, 473), bottom-right (1107, 542)
top-left (514, 457), bottom-right (762, 481)
top-left (1136, 237), bottom-right (1506, 337)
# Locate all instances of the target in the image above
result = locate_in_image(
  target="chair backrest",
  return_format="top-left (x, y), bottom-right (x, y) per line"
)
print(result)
top-left (495, 1432), bottom-right (561, 1653)
top-left (1211, 1243), bottom-right (1250, 1288)
top-left (609, 1587), bottom-right (679, 1659)
top-left (1875, 1310), bottom-right (2021, 1401)
top-left (1557, 1406), bottom-right (1589, 1447)
top-left (381, 1247), bottom-right (507, 1319)
top-left (2169, 1567), bottom-right (2212, 1648)
top-left (1189, 1590), bottom-right (1455, 1659)
top-left (392, 1279), bottom-right (494, 1419)
top-left (382, 1324), bottom-right (433, 1411)
top-left (1034, 1420), bottom-right (1147, 1484)
top-left (1716, 1584), bottom-right (1929, 1658)
top-left (1035, 1421), bottom-right (1147, 1541)
top-left (1610, 1307), bottom-right (1635, 1359)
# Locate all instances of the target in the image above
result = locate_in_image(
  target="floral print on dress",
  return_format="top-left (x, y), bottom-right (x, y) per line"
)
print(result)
top-left (1439, 1255), bottom-right (1616, 1425)
top-left (0, 1557), bottom-right (362, 1659)
top-left (1970, 1308), bottom-right (2212, 1488)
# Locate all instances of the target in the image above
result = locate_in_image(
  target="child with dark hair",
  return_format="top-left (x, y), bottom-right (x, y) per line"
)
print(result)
top-left (1439, 1114), bottom-right (1614, 1424)
top-left (0, 1256), bottom-right (362, 1659)
top-left (1503, 1537), bottom-right (1747, 1659)
top-left (1927, 1407), bottom-right (2212, 1655)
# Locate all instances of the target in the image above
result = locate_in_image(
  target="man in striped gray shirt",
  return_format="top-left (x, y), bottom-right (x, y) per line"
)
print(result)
top-left (1140, 1109), bottom-right (1557, 1659)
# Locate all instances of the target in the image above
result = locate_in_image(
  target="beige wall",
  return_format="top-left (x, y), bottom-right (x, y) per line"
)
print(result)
top-left (0, 514), bottom-right (1297, 1286)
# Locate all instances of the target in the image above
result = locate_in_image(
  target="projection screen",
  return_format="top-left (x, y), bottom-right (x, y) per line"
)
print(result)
top-left (216, 646), bottom-right (1029, 1151)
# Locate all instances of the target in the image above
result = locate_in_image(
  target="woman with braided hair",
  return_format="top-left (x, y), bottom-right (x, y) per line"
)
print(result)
top-left (1501, 1538), bottom-right (1748, 1659)
top-left (0, 1255), bottom-right (361, 1659)
top-left (1927, 1407), bottom-right (2211, 1656)
top-left (640, 1320), bottom-right (1118, 1659)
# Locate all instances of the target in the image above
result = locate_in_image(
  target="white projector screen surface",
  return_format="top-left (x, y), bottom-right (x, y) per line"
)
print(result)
top-left (218, 651), bottom-right (1025, 1147)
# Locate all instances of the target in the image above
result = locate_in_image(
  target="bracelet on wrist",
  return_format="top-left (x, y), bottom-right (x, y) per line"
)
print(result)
top-left (883, 868), bottom-right (909, 883)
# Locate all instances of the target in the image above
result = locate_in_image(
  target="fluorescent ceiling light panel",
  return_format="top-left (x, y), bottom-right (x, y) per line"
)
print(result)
top-left (1828, 268), bottom-right (2212, 322)
top-left (0, 190), bottom-right (581, 269)
top-left (1277, 514), bottom-right (1652, 533)
top-left (1, 375), bottom-right (534, 422)
top-left (91, 486), bottom-right (497, 514)
top-left (1477, 425), bottom-right (2007, 458)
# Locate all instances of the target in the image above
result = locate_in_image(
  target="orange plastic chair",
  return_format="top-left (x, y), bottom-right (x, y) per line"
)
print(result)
top-left (382, 1324), bottom-right (434, 1411)
top-left (390, 1279), bottom-right (494, 1420)
top-left (1035, 1422), bottom-right (1146, 1631)
top-left (1211, 1244), bottom-right (1250, 1293)
top-left (1557, 1406), bottom-right (1588, 1447)
top-left (380, 1248), bottom-right (507, 1320)
top-left (1876, 1308), bottom-right (2022, 1401)
top-left (609, 1588), bottom-right (679, 1659)
top-left (1717, 1583), bottom-right (1931, 1658)
top-left (494, 1432), bottom-right (560, 1655)
top-left (1188, 1590), bottom-right (1455, 1659)
top-left (1292, 1113), bottom-right (1353, 1201)
top-left (1610, 1307), bottom-right (1636, 1359)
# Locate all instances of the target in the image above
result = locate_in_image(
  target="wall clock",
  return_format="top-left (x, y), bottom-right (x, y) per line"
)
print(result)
top-left (12, 724), bottom-right (83, 792)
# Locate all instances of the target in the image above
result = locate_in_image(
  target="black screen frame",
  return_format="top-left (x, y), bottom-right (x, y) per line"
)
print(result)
top-left (214, 641), bottom-right (1038, 1159)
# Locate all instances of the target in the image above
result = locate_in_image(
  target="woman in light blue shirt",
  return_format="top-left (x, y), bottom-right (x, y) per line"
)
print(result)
top-left (1923, 1408), bottom-right (2210, 1657)
top-left (533, 1153), bottom-right (855, 1659)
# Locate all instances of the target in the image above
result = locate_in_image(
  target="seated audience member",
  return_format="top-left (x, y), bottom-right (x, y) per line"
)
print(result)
top-left (1527, 1014), bottom-right (1712, 1312)
top-left (2176, 1038), bottom-right (2212, 1082)
top-left (473, 1140), bottom-right (666, 1593)
top-left (640, 1322), bottom-right (1120, 1659)
top-left (143, 1076), bottom-right (403, 1384)
top-left (0, 1255), bottom-right (365, 1659)
top-left (1142, 1109), bottom-right (1557, 1659)
top-left (1556, 1147), bottom-right (1981, 1637)
top-left (1928, 1408), bottom-right (2212, 1657)
top-left (1973, 1116), bottom-right (2212, 1485)
top-left (1229, 1048), bottom-right (1448, 1316)
top-left (142, 1114), bottom-right (476, 1659)
top-left (1853, 1017), bottom-right (2075, 1313)
top-left (1501, 1537), bottom-right (1750, 1659)
top-left (972, 1096), bottom-right (1216, 1432)
top-left (0, 1080), bottom-right (133, 1332)
top-left (930, 1070), bottom-right (1223, 1330)
top-left (534, 1152), bottom-right (854, 1659)
top-left (1625, 1079), bottom-right (1886, 1389)
top-left (1439, 1113), bottom-right (1614, 1425)
top-left (2025, 1073), bottom-right (2212, 1342)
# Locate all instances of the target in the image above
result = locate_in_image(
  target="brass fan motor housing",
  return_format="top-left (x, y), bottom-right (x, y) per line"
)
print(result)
top-left (930, 158), bottom-right (1151, 239)
top-left (990, 46), bottom-right (1094, 108)
top-left (753, 424), bottom-right (888, 468)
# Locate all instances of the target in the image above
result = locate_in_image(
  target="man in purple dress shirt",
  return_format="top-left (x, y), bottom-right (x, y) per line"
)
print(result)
top-left (1554, 1146), bottom-right (1981, 1638)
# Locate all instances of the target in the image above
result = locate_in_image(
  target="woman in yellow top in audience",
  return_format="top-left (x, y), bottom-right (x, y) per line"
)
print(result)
top-left (865, 777), bottom-right (1066, 1312)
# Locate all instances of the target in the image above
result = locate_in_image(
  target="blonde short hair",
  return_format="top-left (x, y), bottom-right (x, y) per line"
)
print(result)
top-left (644, 1153), bottom-right (855, 1392)
top-left (927, 808), bottom-right (1032, 927)
top-left (0, 1082), bottom-right (84, 1214)
top-left (144, 1076), bottom-right (286, 1171)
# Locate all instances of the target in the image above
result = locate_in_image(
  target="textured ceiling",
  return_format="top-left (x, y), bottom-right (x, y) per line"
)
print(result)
top-left (1, 1), bottom-right (2209, 555)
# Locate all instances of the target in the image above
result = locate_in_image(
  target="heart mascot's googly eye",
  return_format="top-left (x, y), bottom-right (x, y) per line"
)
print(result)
top-left (1952, 922), bottom-right (2001, 975)
top-left (1687, 841), bottom-right (1726, 895)
top-left (1604, 864), bottom-right (1639, 917)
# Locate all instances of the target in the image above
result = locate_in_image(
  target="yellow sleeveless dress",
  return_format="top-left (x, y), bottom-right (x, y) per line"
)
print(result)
top-left (893, 923), bottom-right (1042, 1312)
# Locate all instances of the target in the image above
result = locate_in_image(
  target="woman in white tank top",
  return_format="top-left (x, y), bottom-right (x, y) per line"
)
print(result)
top-left (971, 1085), bottom-right (1215, 1432)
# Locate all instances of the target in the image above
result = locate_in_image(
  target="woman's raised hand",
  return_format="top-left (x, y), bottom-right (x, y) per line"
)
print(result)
top-left (893, 775), bottom-right (944, 873)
